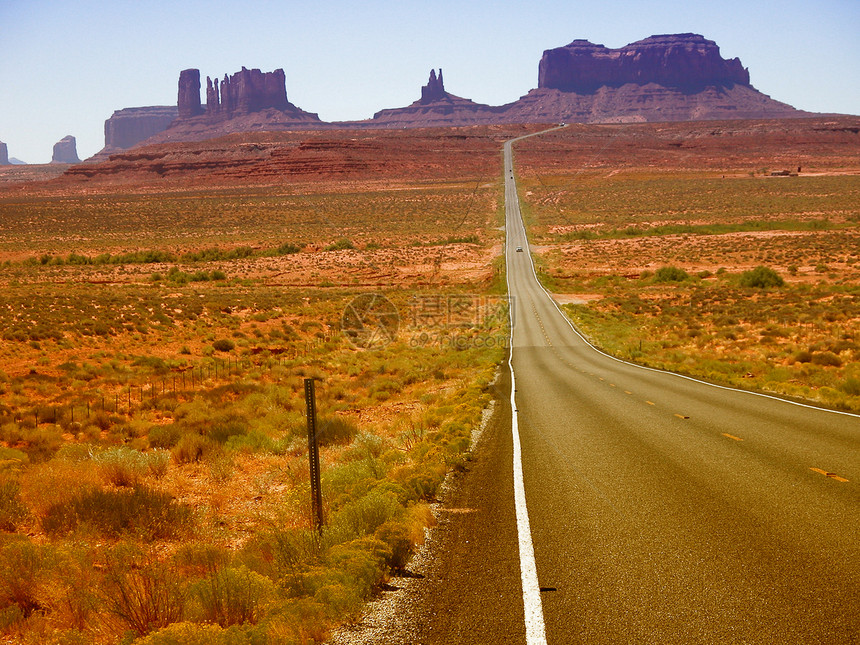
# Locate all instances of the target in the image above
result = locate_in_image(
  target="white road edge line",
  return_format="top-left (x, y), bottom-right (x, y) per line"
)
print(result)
top-left (506, 134), bottom-right (549, 645)
top-left (508, 281), bottom-right (548, 645)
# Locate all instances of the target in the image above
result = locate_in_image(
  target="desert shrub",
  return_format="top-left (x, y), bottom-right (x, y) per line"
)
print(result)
top-left (792, 350), bottom-right (813, 364)
top-left (840, 378), bottom-right (860, 396)
top-left (19, 459), bottom-right (101, 519)
top-left (323, 461), bottom-right (378, 508)
top-left (0, 446), bottom-right (28, 469)
top-left (317, 417), bottom-right (359, 447)
top-left (42, 485), bottom-right (191, 539)
top-left (324, 238), bottom-right (354, 252)
top-left (149, 424), bottom-right (182, 449)
top-left (373, 521), bottom-right (413, 572)
top-left (654, 266), bottom-right (690, 283)
top-left (172, 434), bottom-right (212, 464)
top-left (210, 419), bottom-right (248, 444)
top-left (224, 431), bottom-right (280, 455)
top-left (391, 461), bottom-right (446, 501)
top-left (147, 449), bottom-right (171, 478)
top-left (98, 557), bottom-right (186, 637)
top-left (0, 539), bottom-right (49, 617)
top-left (811, 351), bottom-right (842, 367)
top-left (326, 490), bottom-right (401, 544)
top-left (0, 478), bottom-right (28, 531)
top-left (739, 266), bottom-right (784, 288)
top-left (172, 543), bottom-right (231, 578)
top-left (19, 425), bottom-right (63, 462)
top-left (135, 622), bottom-right (252, 645)
top-left (187, 565), bottom-right (276, 627)
top-left (213, 339), bottom-right (235, 352)
top-left (322, 536), bottom-right (390, 600)
top-left (275, 242), bottom-right (301, 255)
top-left (93, 447), bottom-right (149, 487)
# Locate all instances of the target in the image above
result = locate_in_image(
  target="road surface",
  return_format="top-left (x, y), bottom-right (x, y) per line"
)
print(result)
top-left (503, 130), bottom-right (860, 643)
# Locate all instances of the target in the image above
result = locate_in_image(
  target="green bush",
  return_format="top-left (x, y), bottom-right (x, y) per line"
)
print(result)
top-left (317, 417), bottom-right (359, 447)
top-left (324, 238), bottom-right (355, 252)
top-left (135, 622), bottom-right (250, 645)
top-left (811, 351), bottom-right (842, 367)
top-left (149, 424), bottom-right (182, 449)
top-left (188, 565), bottom-right (275, 627)
top-left (172, 434), bottom-right (211, 464)
top-left (42, 485), bottom-right (191, 539)
top-left (739, 266), bottom-right (784, 288)
top-left (93, 446), bottom-right (149, 487)
top-left (327, 490), bottom-right (401, 543)
top-left (654, 266), bottom-right (690, 283)
top-left (213, 339), bottom-right (235, 352)
top-left (275, 242), bottom-right (301, 255)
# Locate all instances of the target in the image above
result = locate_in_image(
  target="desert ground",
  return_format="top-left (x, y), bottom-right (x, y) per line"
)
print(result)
top-left (0, 116), bottom-right (857, 643)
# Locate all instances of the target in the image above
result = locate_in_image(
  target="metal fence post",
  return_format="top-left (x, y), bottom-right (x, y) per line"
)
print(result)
top-left (304, 378), bottom-right (324, 532)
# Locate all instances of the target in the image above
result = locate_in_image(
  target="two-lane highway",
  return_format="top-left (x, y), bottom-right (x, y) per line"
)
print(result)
top-left (503, 132), bottom-right (860, 643)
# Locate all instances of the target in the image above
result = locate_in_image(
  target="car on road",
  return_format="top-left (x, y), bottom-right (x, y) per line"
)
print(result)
top-left (516, 246), bottom-right (523, 252)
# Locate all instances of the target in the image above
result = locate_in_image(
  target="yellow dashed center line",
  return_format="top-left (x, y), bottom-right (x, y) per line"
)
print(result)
top-left (646, 401), bottom-right (655, 406)
top-left (674, 414), bottom-right (690, 420)
top-left (722, 433), bottom-right (744, 441)
top-left (810, 467), bottom-right (849, 483)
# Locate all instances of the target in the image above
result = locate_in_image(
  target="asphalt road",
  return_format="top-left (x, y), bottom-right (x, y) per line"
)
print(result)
top-left (330, 130), bottom-right (859, 645)
top-left (503, 131), bottom-right (860, 643)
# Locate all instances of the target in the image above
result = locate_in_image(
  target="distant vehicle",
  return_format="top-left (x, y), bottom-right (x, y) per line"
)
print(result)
top-left (516, 246), bottom-right (523, 252)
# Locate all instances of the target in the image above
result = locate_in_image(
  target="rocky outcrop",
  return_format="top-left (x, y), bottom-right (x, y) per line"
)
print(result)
top-left (103, 106), bottom-right (178, 152)
top-left (51, 136), bottom-right (80, 163)
top-left (420, 69), bottom-right (446, 103)
top-left (361, 69), bottom-right (500, 128)
top-left (538, 34), bottom-right (750, 92)
top-left (205, 67), bottom-right (290, 116)
top-left (143, 67), bottom-right (322, 144)
top-left (0, 141), bottom-right (9, 165)
top-left (178, 69), bottom-right (204, 119)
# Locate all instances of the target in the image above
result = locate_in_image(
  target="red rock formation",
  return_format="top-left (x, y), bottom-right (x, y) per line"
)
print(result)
top-left (538, 34), bottom-right (750, 92)
top-left (102, 106), bottom-right (178, 153)
top-left (420, 69), bottom-right (446, 103)
top-left (150, 67), bottom-right (321, 144)
top-left (178, 69), bottom-right (204, 119)
top-left (51, 135), bottom-right (80, 164)
top-left (202, 67), bottom-right (290, 117)
top-left (0, 141), bottom-right (9, 165)
top-left (365, 69), bottom-right (500, 128)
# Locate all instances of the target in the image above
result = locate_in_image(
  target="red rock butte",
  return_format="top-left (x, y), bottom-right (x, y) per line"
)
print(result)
top-left (94, 34), bottom-right (825, 156)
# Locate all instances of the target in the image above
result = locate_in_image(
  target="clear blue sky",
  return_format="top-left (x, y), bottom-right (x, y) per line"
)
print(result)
top-left (1, 0), bottom-right (858, 163)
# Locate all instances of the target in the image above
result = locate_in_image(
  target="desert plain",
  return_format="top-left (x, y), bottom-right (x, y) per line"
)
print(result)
top-left (0, 115), bottom-right (857, 643)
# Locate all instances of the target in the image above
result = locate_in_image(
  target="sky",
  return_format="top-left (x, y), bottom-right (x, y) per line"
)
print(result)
top-left (1, 0), bottom-right (858, 163)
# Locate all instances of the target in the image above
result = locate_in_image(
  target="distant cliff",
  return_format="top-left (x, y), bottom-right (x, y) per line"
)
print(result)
top-left (538, 34), bottom-right (750, 92)
top-left (103, 106), bottom-right (178, 153)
